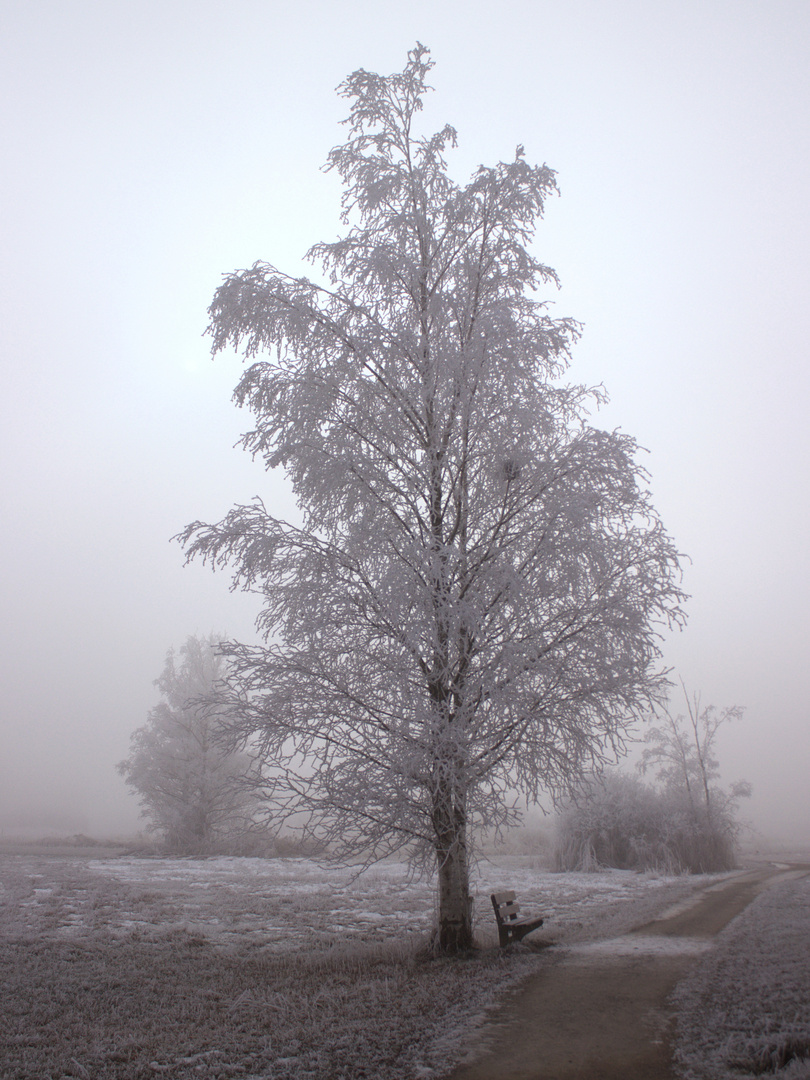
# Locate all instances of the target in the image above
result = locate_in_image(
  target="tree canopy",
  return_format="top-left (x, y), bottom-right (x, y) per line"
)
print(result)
top-left (179, 45), bottom-right (686, 949)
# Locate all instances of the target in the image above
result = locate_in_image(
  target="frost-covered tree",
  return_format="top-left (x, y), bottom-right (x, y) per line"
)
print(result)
top-left (179, 46), bottom-right (685, 950)
top-left (118, 635), bottom-right (256, 852)
top-left (640, 683), bottom-right (751, 870)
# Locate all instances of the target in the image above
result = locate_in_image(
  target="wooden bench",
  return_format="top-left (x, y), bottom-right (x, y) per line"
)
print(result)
top-left (491, 890), bottom-right (544, 947)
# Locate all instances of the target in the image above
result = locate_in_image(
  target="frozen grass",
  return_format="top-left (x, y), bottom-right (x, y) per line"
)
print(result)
top-left (672, 872), bottom-right (810, 1080)
top-left (0, 850), bottom-right (716, 1079)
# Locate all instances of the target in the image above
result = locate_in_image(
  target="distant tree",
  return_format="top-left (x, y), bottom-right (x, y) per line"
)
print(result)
top-left (178, 46), bottom-right (685, 950)
top-left (640, 683), bottom-right (751, 870)
top-left (118, 635), bottom-right (256, 853)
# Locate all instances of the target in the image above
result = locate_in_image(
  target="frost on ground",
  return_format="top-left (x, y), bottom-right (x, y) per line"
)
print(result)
top-left (0, 850), bottom-right (709, 1079)
top-left (672, 872), bottom-right (810, 1080)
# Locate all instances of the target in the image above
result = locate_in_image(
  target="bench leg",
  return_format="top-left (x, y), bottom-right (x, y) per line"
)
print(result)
top-left (511, 920), bottom-right (544, 944)
top-left (497, 919), bottom-right (544, 947)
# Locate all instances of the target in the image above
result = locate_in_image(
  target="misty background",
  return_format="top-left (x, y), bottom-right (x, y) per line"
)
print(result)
top-left (1, 0), bottom-right (808, 844)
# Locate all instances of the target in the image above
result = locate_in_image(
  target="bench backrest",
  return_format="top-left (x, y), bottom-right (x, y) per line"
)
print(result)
top-left (491, 891), bottom-right (522, 924)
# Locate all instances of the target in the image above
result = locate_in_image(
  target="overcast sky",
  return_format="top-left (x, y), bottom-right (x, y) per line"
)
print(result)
top-left (1, 0), bottom-right (808, 843)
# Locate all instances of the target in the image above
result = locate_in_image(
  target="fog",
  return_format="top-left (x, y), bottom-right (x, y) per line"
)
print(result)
top-left (1, 0), bottom-right (808, 845)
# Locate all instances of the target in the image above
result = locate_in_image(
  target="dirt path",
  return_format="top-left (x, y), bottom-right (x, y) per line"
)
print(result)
top-left (448, 864), bottom-right (807, 1080)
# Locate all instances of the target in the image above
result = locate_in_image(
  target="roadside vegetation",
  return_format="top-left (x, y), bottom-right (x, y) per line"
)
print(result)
top-left (673, 872), bottom-right (810, 1079)
top-left (554, 688), bottom-right (751, 873)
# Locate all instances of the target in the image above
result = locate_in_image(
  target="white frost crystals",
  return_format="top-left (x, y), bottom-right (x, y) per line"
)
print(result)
top-left (178, 45), bottom-right (686, 951)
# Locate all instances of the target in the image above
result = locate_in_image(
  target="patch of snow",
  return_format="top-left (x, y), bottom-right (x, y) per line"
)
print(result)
top-left (64, 855), bottom-right (716, 954)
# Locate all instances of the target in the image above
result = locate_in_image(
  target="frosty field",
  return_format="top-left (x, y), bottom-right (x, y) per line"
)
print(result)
top-left (672, 870), bottom-right (810, 1080)
top-left (1, 848), bottom-right (808, 1079)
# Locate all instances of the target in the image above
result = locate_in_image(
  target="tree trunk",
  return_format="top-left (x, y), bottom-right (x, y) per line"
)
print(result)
top-left (436, 837), bottom-right (474, 953)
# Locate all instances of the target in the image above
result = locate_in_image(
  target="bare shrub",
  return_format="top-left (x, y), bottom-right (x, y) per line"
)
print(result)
top-left (554, 772), bottom-right (680, 872)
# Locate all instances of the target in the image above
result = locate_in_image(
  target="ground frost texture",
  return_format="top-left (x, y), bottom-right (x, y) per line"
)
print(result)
top-left (673, 873), bottom-right (810, 1079)
top-left (0, 850), bottom-right (705, 1079)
